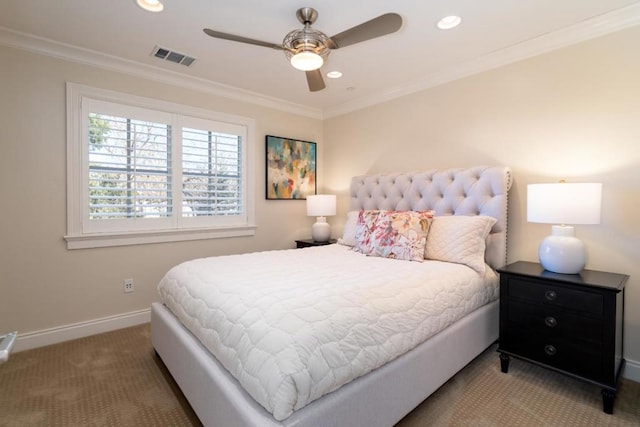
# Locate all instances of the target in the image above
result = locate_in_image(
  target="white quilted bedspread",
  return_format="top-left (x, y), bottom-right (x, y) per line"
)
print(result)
top-left (158, 244), bottom-right (498, 421)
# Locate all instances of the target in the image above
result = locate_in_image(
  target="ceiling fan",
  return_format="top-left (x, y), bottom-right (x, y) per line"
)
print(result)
top-left (203, 7), bottom-right (402, 92)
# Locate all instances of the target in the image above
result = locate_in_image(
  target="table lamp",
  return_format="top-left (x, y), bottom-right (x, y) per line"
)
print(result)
top-left (527, 182), bottom-right (602, 274)
top-left (306, 194), bottom-right (336, 242)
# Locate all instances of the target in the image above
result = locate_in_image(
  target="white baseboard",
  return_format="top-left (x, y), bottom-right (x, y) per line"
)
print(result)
top-left (624, 358), bottom-right (640, 383)
top-left (13, 308), bottom-right (151, 353)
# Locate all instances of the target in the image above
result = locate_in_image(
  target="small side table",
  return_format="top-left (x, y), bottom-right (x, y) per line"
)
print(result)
top-left (497, 261), bottom-right (627, 414)
top-left (295, 239), bottom-right (337, 249)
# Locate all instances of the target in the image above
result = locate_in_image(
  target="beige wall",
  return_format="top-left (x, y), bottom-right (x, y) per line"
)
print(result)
top-left (324, 26), bottom-right (640, 366)
top-left (0, 45), bottom-right (322, 335)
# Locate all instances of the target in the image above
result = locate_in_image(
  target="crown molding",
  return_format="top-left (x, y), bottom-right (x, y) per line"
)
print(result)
top-left (0, 25), bottom-right (323, 120)
top-left (324, 2), bottom-right (640, 118)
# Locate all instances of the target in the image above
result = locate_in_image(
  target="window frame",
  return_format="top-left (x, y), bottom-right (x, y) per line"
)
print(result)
top-left (65, 83), bottom-right (256, 249)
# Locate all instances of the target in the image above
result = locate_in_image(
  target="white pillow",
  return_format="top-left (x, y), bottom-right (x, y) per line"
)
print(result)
top-left (424, 215), bottom-right (497, 274)
top-left (337, 210), bottom-right (359, 247)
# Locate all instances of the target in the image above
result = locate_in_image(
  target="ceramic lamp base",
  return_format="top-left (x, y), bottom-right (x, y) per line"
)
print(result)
top-left (538, 225), bottom-right (586, 274)
top-left (311, 217), bottom-right (331, 242)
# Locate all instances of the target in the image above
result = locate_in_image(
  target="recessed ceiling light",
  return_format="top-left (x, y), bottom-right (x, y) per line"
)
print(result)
top-left (136, 0), bottom-right (164, 12)
top-left (326, 71), bottom-right (343, 79)
top-left (437, 15), bottom-right (461, 30)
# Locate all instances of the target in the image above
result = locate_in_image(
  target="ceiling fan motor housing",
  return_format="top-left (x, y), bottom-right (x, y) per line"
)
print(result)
top-left (283, 26), bottom-right (331, 65)
top-left (296, 7), bottom-right (318, 25)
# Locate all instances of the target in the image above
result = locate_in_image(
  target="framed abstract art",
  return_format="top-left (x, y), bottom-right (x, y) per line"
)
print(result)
top-left (265, 135), bottom-right (316, 199)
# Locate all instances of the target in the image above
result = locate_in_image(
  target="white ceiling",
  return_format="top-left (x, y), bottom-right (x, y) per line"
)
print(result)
top-left (1, 1), bottom-right (639, 117)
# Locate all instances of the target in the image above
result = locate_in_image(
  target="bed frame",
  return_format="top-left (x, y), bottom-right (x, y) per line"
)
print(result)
top-left (152, 165), bottom-right (512, 427)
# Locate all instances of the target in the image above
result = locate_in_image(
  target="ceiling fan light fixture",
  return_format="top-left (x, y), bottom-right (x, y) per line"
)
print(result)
top-left (136, 0), bottom-right (164, 12)
top-left (290, 51), bottom-right (324, 71)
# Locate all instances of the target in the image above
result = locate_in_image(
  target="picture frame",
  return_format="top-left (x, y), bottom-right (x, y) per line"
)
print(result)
top-left (265, 135), bottom-right (317, 200)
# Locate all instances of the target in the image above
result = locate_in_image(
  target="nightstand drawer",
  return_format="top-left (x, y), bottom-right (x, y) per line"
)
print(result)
top-left (508, 278), bottom-right (603, 316)
top-left (503, 331), bottom-right (604, 382)
top-left (506, 300), bottom-right (603, 344)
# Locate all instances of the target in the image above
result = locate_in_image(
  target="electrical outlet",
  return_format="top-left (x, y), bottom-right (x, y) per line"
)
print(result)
top-left (123, 278), bottom-right (134, 293)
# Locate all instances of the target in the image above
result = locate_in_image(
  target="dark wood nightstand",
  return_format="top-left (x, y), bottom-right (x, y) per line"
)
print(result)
top-left (295, 239), bottom-right (337, 248)
top-left (497, 261), bottom-right (627, 414)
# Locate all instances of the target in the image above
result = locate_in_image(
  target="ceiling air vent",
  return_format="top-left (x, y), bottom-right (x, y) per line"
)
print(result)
top-left (151, 46), bottom-right (196, 67)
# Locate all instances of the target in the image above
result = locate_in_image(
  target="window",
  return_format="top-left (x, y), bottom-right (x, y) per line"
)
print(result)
top-left (66, 83), bottom-right (255, 249)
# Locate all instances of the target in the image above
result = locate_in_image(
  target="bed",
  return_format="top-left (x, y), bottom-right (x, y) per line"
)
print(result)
top-left (151, 165), bottom-right (512, 427)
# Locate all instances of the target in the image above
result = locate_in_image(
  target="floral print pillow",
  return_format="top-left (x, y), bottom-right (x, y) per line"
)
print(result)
top-left (354, 210), bottom-right (434, 262)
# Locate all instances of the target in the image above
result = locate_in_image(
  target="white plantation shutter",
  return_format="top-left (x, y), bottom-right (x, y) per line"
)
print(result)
top-left (83, 99), bottom-right (174, 232)
top-left (66, 84), bottom-right (255, 248)
top-left (178, 116), bottom-right (247, 228)
top-left (88, 114), bottom-right (172, 220)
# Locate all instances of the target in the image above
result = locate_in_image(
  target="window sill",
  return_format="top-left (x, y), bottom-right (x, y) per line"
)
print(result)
top-left (64, 225), bottom-right (257, 249)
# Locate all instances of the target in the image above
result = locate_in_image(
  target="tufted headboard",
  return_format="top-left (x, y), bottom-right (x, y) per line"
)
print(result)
top-left (349, 166), bottom-right (512, 270)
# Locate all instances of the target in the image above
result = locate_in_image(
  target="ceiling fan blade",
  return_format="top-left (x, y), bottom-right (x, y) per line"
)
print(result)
top-left (328, 13), bottom-right (402, 49)
top-left (306, 70), bottom-right (326, 92)
top-left (203, 28), bottom-right (283, 50)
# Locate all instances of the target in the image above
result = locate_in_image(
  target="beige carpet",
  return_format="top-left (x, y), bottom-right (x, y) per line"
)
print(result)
top-left (0, 324), bottom-right (638, 426)
top-left (0, 324), bottom-right (200, 426)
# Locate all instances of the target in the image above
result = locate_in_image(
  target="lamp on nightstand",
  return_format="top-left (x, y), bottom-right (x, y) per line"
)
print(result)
top-left (527, 182), bottom-right (602, 274)
top-left (306, 194), bottom-right (336, 242)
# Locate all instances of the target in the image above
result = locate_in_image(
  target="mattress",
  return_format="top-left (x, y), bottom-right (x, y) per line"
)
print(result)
top-left (158, 244), bottom-right (499, 421)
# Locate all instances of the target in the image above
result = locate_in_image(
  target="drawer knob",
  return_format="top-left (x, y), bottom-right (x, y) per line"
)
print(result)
top-left (544, 345), bottom-right (557, 356)
top-left (544, 316), bottom-right (558, 328)
top-left (545, 290), bottom-right (558, 301)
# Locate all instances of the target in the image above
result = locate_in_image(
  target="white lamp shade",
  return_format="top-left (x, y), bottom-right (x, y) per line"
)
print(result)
top-left (527, 182), bottom-right (602, 274)
top-left (527, 183), bottom-right (602, 224)
top-left (306, 194), bottom-right (336, 217)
